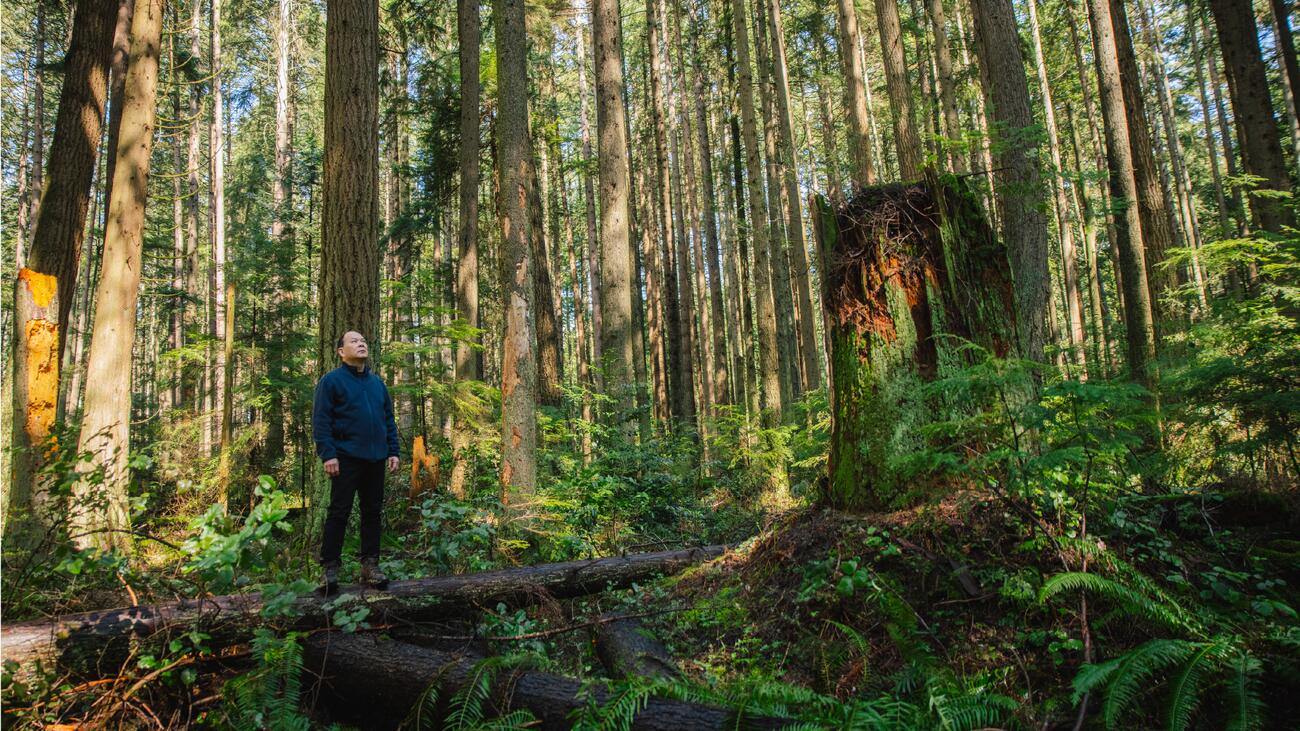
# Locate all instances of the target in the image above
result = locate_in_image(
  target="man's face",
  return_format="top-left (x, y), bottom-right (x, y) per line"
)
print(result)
top-left (338, 331), bottom-right (369, 363)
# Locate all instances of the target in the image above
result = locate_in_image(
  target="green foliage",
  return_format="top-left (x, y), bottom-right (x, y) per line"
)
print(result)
top-left (181, 476), bottom-right (296, 594)
top-left (222, 630), bottom-right (311, 731)
top-left (1039, 571), bottom-right (1194, 633)
top-left (1166, 230), bottom-right (1300, 483)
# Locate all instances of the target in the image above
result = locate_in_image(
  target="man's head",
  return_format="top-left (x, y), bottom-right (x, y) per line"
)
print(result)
top-left (336, 331), bottom-right (369, 367)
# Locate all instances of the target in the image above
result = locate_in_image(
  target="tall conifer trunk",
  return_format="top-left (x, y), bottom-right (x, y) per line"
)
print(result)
top-left (496, 0), bottom-right (538, 510)
top-left (73, 0), bottom-right (166, 551)
top-left (26, 0), bottom-right (118, 364)
top-left (1209, 0), bottom-right (1296, 233)
top-left (970, 0), bottom-right (1051, 363)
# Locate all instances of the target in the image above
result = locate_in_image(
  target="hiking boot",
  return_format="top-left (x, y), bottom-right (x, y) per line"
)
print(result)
top-left (320, 563), bottom-right (340, 596)
top-left (359, 558), bottom-right (388, 589)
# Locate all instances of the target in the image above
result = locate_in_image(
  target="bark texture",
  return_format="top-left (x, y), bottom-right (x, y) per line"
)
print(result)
top-left (496, 0), bottom-right (538, 506)
top-left (72, 0), bottom-right (167, 551)
top-left (25, 0), bottom-right (118, 362)
top-left (1209, 0), bottom-right (1296, 233)
top-left (303, 633), bottom-right (788, 730)
top-left (969, 0), bottom-right (1051, 363)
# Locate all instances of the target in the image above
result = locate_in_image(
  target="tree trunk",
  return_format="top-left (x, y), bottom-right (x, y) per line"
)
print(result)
top-left (765, 0), bottom-right (821, 393)
top-left (304, 633), bottom-right (787, 730)
top-left (575, 15), bottom-right (603, 380)
top-left (450, 0), bottom-right (481, 498)
top-left (927, 0), bottom-right (964, 173)
top-left (835, 0), bottom-right (878, 186)
top-left (3, 546), bottom-right (726, 677)
top-left (969, 0), bottom-right (1051, 364)
top-left (593, 0), bottom-right (636, 426)
top-left (1026, 0), bottom-right (1087, 370)
top-left (265, 0), bottom-right (295, 466)
top-left (1136, 0), bottom-right (1207, 311)
top-left (1110, 0), bottom-right (1177, 326)
top-left (7, 270), bottom-right (60, 543)
top-left (71, 0), bottom-right (166, 552)
top-left (1209, 0), bottom-right (1296, 233)
top-left (751, 0), bottom-right (799, 410)
top-left (689, 15), bottom-right (730, 407)
top-left (1268, 0), bottom-right (1300, 166)
top-left (531, 151), bottom-right (565, 408)
top-left (874, 0), bottom-right (923, 181)
top-left (816, 176), bottom-right (1018, 511)
top-left (1205, 20), bottom-right (1250, 236)
top-left (646, 0), bottom-right (692, 425)
top-left (211, 0), bottom-right (232, 493)
top-left (25, 0), bottom-right (118, 364)
top-left (1190, 18), bottom-right (1233, 239)
top-left (496, 0), bottom-right (538, 513)
top-left (1087, 0), bottom-right (1158, 392)
top-left (730, 0), bottom-right (783, 423)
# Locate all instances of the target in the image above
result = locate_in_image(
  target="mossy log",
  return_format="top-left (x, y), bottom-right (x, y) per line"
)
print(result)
top-left (303, 633), bottom-right (789, 730)
top-left (591, 614), bottom-right (682, 680)
top-left (812, 173), bottom-right (1018, 511)
top-left (1, 545), bottom-right (724, 678)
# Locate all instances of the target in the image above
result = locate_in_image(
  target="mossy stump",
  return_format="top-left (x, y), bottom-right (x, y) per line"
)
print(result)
top-left (812, 173), bottom-right (1018, 511)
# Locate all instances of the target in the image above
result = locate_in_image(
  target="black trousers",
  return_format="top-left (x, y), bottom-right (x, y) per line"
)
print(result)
top-left (320, 456), bottom-right (385, 566)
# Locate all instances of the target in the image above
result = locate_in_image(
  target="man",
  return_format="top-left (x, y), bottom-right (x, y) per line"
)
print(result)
top-left (313, 331), bottom-right (400, 594)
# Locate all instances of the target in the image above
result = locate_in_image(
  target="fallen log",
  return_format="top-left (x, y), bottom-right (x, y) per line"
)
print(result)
top-left (2, 545), bottom-right (725, 676)
top-left (303, 633), bottom-right (790, 730)
top-left (592, 614), bottom-right (681, 680)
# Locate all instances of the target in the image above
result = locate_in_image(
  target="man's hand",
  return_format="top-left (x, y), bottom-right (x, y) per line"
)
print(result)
top-left (387, 456), bottom-right (400, 473)
top-left (323, 458), bottom-right (340, 477)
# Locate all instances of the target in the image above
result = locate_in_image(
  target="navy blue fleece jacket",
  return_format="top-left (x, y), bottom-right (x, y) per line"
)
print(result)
top-left (312, 364), bottom-right (400, 462)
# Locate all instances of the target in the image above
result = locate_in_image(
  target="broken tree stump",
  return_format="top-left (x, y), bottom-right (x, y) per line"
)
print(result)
top-left (408, 435), bottom-right (441, 500)
top-left (812, 173), bottom-right (1019, 511)
top-left (1, 545), bottom-right (725, 677)
top-left (303, 633), bottom-right (789, 730)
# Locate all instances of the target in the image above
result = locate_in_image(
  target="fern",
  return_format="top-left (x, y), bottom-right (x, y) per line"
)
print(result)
top-left (443, 654), bottom-right (539, 731)
top-left (1165, 640), bottom-right (1225, 731)
top-left (1224, 651), bottom-right (1264, 731)
top-left (1100, 639), bottom-right (1197, 728)
top-left (223, 630), bottom-right (311, 731)
top-left (1039, 572), bottom-right (1190, 631)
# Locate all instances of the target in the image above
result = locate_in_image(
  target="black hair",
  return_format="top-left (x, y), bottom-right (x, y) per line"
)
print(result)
top-left (336, 332), bottom-right (365, 349)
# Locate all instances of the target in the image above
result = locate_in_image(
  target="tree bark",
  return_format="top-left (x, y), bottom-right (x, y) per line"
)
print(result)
top-left (1026, 0), bottom-right (1087, 369)
top-left (71, 0), bottom-right (166, 552)
top-left (1209, 0), bottom-right (1296, 233)
top-left (874, 0), bottom-right (924, 181)
top-left (304, 633), bottom-right (786, 730)
top-left (816, 176), bottom-right (1018, 511)
top-left (496, 0), bottom-right (538, 511)
top-left (1110, 0), bottom-right (1177, 324)
top-left (25, 0), bottom-right (118, 364)
top-left (7, 270), bottom-right (60, 543)
top-left (835, 0), bottom-right (878, 186)
top-left (451, 0), bottom-right (481, 498)
top-left (2, 546), bottom-right (726, 676)
top-left (593, 0), bottom-right (636, 426)
top-left (1087, 0), bottom-right (1158, 392)
top-left (211, 0), bottom-right (232, 493)
top-left (764, 0), bottom-right (821, 393)
top-left (969, 0), bottom-right (1051, 364)
top-left (927, 0), bottom-right (964, 173)
top-left (730, 0), bottom-right (783, 423)
top-left (1268, 0), bottom-right (1300, 165)
top-left (575, 14), bottom-right (603, 380)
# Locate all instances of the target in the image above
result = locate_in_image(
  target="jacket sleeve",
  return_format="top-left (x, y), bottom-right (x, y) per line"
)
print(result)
top-left (312, 376), bottom-right (338, 461)
top-left (384, 383), bottom-right (400, 458)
